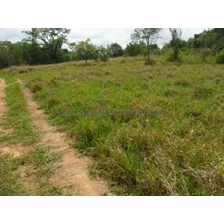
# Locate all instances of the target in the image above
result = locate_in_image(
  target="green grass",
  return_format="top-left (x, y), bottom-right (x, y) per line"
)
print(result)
top-left (24, 146), bottom-right (65, 196)
top-left (26, 146), bottom-right (61, 180)
top-left (2, 56), bottom-right (224, 195)
top-left (0, 146), bottom-right (64, 196)
top-left (0, 154), bottom-right (24, 195)
top-left (0, 74), bottom-right (39, 145)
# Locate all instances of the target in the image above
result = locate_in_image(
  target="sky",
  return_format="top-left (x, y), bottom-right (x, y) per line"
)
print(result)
top-left (0, 28), bottom-right (205, 48)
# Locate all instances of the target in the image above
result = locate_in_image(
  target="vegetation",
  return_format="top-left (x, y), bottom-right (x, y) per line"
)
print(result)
top-left (168, 28), bottom-right (182, 62)
top-left (1, 28), bottom-right (224, 196)
top-left (1, 54), bottom-right (223, 196)
top-left (0, 75), bottom-right (39, 145)
top-left (108, 43), bottom-right (123, 57)
top-left (216, 50), bottom-right (224, 64)
top-left (131, 28), bottom-right (161, 64)
top-left (1, 28), bottom-right (224, 68)
top-left (0, 146), bottom-right (64, 196)
top-left (22, 28), bottom-right (71, 64)
top-left (0, 154), bottom-right (24, 195)
top-left (69, 38), bottom-right (97, 64)
top-left (0, 75), bottom-right (65, 195)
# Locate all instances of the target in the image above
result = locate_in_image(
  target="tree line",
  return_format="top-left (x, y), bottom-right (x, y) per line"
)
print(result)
top-left (0, 28), bottom-right (223, 68)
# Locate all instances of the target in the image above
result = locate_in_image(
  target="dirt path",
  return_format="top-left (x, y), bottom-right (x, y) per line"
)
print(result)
top-left (22, 84), bottom-right (110, 196)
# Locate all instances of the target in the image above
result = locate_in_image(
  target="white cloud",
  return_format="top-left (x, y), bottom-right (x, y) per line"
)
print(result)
top-left (0, 28), bottom-right (205, 48)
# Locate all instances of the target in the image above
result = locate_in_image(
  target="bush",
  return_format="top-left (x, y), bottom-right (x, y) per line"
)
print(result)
top-left (216, 51), bottom-right (224, 64)
top-left (164, 48), bottom-right (182, 63)
top-left (100, 55), bottom-right (109, 62)
top-left (27, 78), bottom-right (44, 93)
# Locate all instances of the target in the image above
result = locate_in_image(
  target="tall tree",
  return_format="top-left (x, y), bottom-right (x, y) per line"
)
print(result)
top-left (108, 43), bottom-right (123, 57)
top-left (131, 28), bottom-right (161, 64)
top-left (23, 28), bottom-right (70, 63)
top-left (22, 28), bottom-right (41, 64)
top-left (97, 46), bottom-right (110, 62)
top-left (169, 28), bottom-right (182, 61)
top-left (70, 38), bottom-right (97, 64)
top-left (0, 41), bottom-right (10, 68)
top-left (0, 41), bottom-right (23, 68)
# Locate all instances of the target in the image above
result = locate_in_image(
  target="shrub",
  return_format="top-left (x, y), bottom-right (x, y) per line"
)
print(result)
top-left (28, 80), bottom-right (44, 93)
top-left (100, 54), bottom-right (109, 62)
top-left (216, 51), bottom-right (224, 64)
top-left (164, 48), bottom-right (182, 63)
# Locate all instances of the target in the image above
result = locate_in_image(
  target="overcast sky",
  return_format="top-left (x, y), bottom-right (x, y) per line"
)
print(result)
top-left (0, 28), bottom-right (205, 48)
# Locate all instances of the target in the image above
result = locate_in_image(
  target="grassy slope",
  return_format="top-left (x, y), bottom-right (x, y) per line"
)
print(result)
top-left (2, 56), bottom-right (224, 195)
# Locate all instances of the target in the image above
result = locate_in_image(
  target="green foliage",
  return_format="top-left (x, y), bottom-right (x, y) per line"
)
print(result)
top-left (169, 28), bottom-right (182, 62)
top-left (1, 28), bottom-right (224, 68)
top-left (0, 41), bottom-right (23, 68)
top-left (0, 42), bottom-right (9, 68)
top-left (23, 28), bottom-right (71, 64)
top-left (97, 46), bottom-right (110, 62)
top-left (163, 48), bottom-right (182, 63)
top-left (69, 38), bottom-right (97, 64)
top-left (108, 43), bottom-right (123, 57)
top-left (216, 51), bottom-right (224, 63)
top-left (131, 28), bottom-right (162, 63)
top-left (125, 41), bottom-right (147, 57)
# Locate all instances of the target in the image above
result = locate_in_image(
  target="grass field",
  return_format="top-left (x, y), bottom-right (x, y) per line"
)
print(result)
top-left (1, 56), bottom-right (224, 195)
